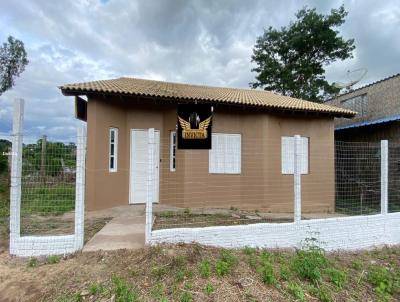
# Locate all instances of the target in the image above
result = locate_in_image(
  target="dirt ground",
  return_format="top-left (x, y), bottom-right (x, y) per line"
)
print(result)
top-left (0, 244), bottom-right (399, 302)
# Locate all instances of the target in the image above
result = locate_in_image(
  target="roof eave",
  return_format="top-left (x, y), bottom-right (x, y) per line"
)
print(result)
top-left (59, 87), bottom-right (355, 118)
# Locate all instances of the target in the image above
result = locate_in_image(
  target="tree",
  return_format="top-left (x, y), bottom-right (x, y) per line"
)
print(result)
top-left (0, 36), bottom-right (29, 95)
top-left (251, 5), bottom-right (355, 102)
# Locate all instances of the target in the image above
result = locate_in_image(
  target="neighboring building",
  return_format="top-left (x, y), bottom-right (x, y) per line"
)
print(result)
top-left (325, 74), bottom-right (400, 141)
top-left (60, 77), bottom-right (353, 212)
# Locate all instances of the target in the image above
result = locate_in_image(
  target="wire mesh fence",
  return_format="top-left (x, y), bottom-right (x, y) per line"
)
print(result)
top-left (20, 135), bottom-right (77, 236)
top-left (2, 118), bottom-right (400, 254)
top-left (153, 135), bottom-right (336, 230)
top-left (388, 142), bottom-right (400, 213)
top-left (335, 141), bottom-right (381, 215)
top-left (0, 135), bottom-right (12, 252)
top-left (152, 135), bottom-right (400, 231)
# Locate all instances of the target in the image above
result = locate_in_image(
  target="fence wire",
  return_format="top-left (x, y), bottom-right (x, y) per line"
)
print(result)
top-left (20, 135), bottom-right (77, 236)
top-left (335, 141), bottom-right (381, 216)
top-left (153, 138), bottom-right (400, 231)
top-left (2, 126), bottom-right (400, 252)
top-left (389, 142), bottom-right (400, 213)
top-left (0, 136), bottom-right (11, 252)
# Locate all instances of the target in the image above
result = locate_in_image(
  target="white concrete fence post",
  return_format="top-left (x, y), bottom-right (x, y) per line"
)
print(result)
top-left (381, 140), bottom-right (388, 215)
top-left (294, 135), bottom-right (302, 223)
top-left (74, 125), bottom-right (87, 250)
top-left (9, 98), bottom-right (24, 253)
top-left (145, 128), bottom-right (155, 244)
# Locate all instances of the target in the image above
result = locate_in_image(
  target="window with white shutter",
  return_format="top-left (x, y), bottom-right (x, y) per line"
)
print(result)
top-left (209, 133), bottom-right (241, 174)
top-left (281, 136), bottom-right (309, 174)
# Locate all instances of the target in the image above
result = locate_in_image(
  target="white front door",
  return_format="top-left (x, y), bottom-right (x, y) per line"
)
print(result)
top-left (129, 129), bottom-right (160, 204)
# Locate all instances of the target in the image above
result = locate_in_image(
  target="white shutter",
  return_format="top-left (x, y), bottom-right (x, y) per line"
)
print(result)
top-left (300, 137), bottom-right (309, 174)
top-left (209, 133), bottom-right (241, 174)
top-left (281, 136), bottom-right (294, 174)
top-left (227, 134), bottom-right (241, 174)
top-left (209, 134), bottom-right (216, 173)
top-left (281, 136), bottom-right (309, 175)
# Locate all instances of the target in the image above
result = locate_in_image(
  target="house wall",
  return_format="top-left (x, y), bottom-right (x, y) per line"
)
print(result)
top-left (86, 96), bottom-right (335, 213)
top-left (325, 74), bottom-right (400, 127)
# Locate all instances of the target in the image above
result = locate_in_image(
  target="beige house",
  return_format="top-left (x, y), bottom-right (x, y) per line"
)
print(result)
top-left (60, 78), bottom-right (354, 212)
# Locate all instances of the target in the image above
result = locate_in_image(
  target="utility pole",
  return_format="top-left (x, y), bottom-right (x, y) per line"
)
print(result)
top-left (40, 135), bottom-right (47, 180)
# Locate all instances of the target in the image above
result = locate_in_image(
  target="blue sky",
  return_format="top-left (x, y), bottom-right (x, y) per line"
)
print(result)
top-left (0, 0), bottom-right (399, 142)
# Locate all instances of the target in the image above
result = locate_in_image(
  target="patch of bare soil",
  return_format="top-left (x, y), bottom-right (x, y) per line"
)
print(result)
top-left (0, 244), bottom-right (399, 302)
top-left (153, 209), bottom-right (293, 230)
top-left (0, 216), bottom-right (110, 256)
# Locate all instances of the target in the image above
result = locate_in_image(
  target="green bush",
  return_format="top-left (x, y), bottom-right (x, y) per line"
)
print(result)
top-left (326, 267), bottom-right (347, 289)
top-left (291, 247), bottom-right (328, 282)
top-left (279, 264), bottom-right (292, 281)
top-left (215, 259), bottom-right (230, 277)
top-left (367, 265), bottom-right (397, 300)
top-left (288, 282), bottom-right (306, 302)
top-left (352, 259), bottom-right (363, 270)
top-left (215, 250), bottom-right (237, 277)
top-left (47, 255), bottom-right (61, 264)
top-left (199, 259), bottom-right (211, 278)
top-left (257, 261), bottom-right (275, 285)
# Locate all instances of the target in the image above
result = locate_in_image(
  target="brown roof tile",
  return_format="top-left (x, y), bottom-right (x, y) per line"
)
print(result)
top-left (60, 77), bottom-right (356, 117)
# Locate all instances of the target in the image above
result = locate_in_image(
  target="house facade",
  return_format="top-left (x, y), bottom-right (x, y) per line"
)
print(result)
top-left (60, 78), bottom-right (354, 212)
top-left (325, 73), bottom-right (400, 142)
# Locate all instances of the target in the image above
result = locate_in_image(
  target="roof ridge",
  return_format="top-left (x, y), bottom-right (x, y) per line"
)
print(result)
top-left (119, 76), bottom-right (271, 94)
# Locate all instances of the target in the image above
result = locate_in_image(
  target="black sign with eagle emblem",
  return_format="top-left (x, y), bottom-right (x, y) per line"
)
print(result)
top-left (177, 104), bottom-right (213, 149)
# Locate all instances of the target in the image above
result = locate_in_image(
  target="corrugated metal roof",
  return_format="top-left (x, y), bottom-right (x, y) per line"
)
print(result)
top-left (335, 114), bottom-right (400, 130)
top-left (60, 77), bottom-right (356, 117)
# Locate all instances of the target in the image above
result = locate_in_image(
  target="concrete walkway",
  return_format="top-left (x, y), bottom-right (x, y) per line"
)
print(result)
top-left (83, 215), bottom-right (146, 252)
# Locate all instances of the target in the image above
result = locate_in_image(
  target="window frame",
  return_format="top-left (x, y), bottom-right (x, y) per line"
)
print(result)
top-left (109, 127), bottom-right (118, 173)
top-left (170, 131), bottom-right (177, 172)
top-left (209, 133), bottom-right (241, 174)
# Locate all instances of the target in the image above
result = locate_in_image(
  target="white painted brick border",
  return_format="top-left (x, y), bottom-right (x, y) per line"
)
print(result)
top-left (151, 212), bottom-right (400, 251)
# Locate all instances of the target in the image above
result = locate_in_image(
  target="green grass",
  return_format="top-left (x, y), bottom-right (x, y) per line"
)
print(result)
top-left (41, 244), bottom-right (400, 302)
top-left (288, 282), bottom-right (307, 302)
top-left (47, 255), bottom-right (61, 264)
top-left (199, 259), bottom-right (211, 278)
top-left (112, 276), bottom-right (139, 302)
top-left (367, 265), bottom-right (400, 300)
top-left (215, 250), bottom-right (238, 277)
top-left (291, 245), bottom-right (328, 283)
top-left (0, 172), bottom-right (9, 220)
top-left (21, 184), bottom-right (75, 215)
top-left (325, 267), bottom-right (347, 289)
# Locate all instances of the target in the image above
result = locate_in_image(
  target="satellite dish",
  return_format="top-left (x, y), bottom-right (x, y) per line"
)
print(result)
top-left (333, 68), bottom-right (368, 90)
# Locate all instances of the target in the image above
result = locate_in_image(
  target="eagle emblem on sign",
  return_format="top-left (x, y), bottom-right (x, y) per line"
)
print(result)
top-left (178, 112), bottom-right (212, 139)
